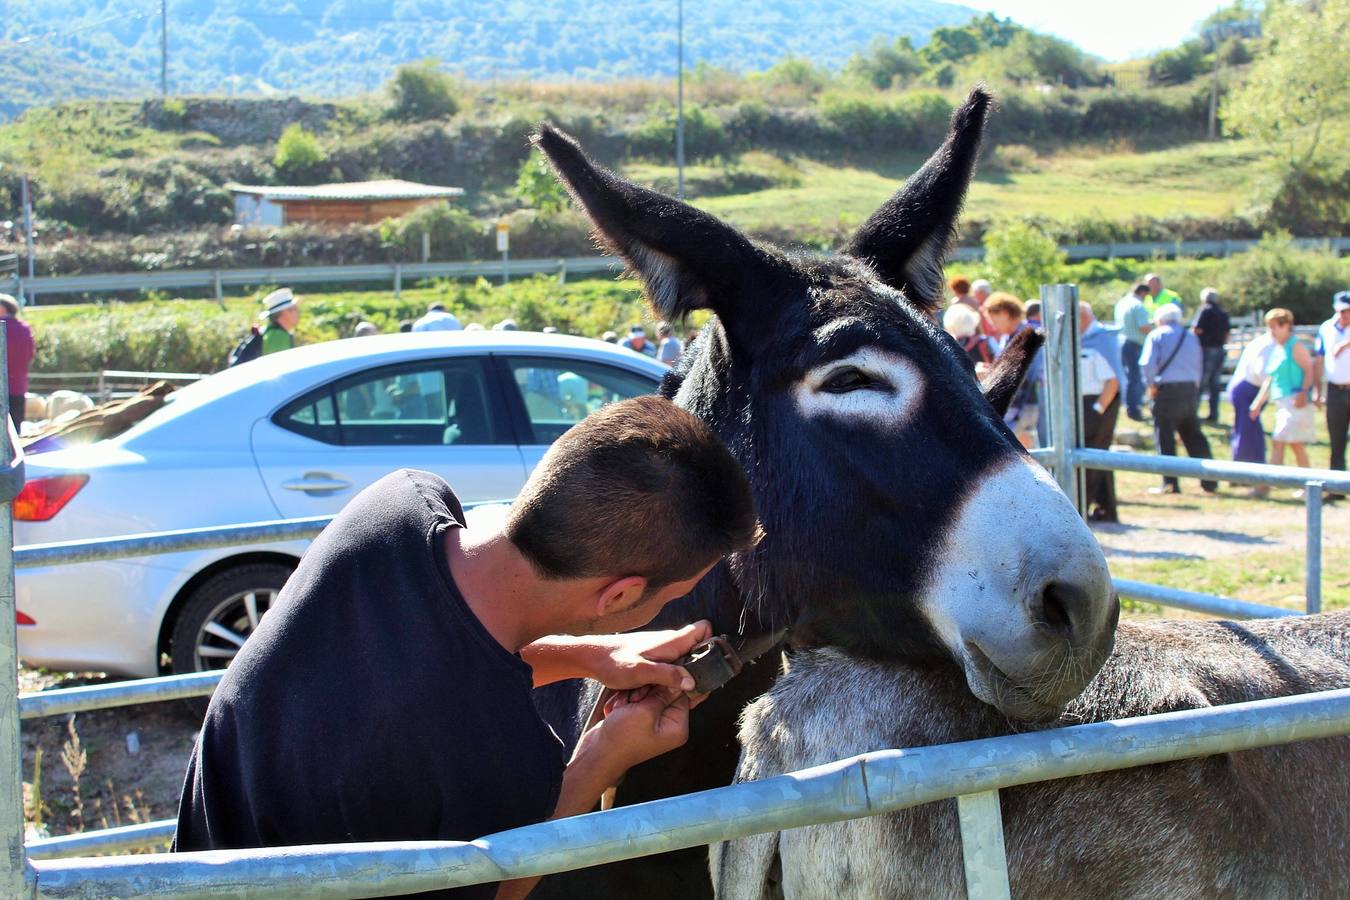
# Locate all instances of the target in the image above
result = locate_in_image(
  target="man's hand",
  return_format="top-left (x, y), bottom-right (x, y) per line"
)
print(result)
top-left (588, 686), bottom-right (698, 779)
top-left (1294, 392), bottom-right (1308, 409)
top-left (591, 621), bottom-right (713, 693)
top-left (523, 621), bottom-right (712, 690)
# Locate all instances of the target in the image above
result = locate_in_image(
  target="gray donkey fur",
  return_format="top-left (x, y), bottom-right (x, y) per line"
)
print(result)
top-left (715, 612), bottom-right (1350, 899)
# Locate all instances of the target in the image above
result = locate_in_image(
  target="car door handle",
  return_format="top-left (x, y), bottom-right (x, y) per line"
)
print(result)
top-left (281, 473), bottom-right (353, 495)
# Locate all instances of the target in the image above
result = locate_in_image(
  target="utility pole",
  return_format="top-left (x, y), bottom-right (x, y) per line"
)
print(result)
top-left (20, 176), bottom-right (34, 305)
top-left (676, 0), bottom-right (685, 200)
top-left (160, 0), bottom-right (168, 99)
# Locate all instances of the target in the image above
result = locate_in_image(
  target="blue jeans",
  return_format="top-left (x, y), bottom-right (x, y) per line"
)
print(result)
top-left (1200, 346), bottom-right (1225, 421)
top-left (1121, 339), bottom-right (1144, 415)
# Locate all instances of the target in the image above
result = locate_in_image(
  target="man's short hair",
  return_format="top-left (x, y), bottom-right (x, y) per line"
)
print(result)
top-left (505, 396), bottom-right (758, 589)
top-left (1200, 287), bottom-right (1219, 305)
top-left (1133, 283), bottom-right (1149, 296)
top-left (983, 292), bottom-right (1025, 320)
top-left (971, 278), bottom-right (993, 295)
top-left (1265, 308), bottom-right (1294, 327)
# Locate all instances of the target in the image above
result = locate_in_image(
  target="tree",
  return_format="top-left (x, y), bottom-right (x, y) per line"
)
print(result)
top-left (273, 124), bottom-right (325, 180)
top-left (982, 222), bottom-right (1066, 300)
top-left (387, 58), bottom-right (460, 122)
top-left (1224, 0), bottom-right (1350, 171)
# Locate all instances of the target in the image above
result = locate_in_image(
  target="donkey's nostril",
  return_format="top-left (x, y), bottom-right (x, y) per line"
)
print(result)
top-left (1037, 581), bottom-right (1079, 637)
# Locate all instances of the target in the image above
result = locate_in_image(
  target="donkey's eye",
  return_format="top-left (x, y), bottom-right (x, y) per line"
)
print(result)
top-left (821, 368), bottom-right (879, 393)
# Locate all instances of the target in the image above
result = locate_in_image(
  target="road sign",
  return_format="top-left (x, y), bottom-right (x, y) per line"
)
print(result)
top-left (496, 222), bottom-right (510, 253)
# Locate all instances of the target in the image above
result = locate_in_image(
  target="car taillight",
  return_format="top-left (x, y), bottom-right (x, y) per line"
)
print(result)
top-left (13, 474), bottom-right (89, 522)
top-left (16, 612), bottom-right (34, 626)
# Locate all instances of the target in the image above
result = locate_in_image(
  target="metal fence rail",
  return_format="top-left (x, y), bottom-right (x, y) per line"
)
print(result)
top-left (1037, 285), bottom-right (1340, 621)
top-left (24, 688), bottom-right (1350, 897)
top-left (5, 256), bottom-right (623, 302)
top-left (8, 237), bottom-right (1349, 302)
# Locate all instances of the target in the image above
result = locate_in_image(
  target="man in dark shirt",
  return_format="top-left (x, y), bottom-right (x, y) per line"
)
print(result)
top-left (1192, 287), bottom-right (1231, 424)
top-left (173, 396), bottom-right (758, 898)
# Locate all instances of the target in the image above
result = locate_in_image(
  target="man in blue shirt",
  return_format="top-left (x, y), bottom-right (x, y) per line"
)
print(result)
top-left (1140, 303), bottom-right (1216, 494)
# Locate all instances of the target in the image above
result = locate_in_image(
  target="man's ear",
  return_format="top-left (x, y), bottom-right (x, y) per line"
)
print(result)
top-left (596, 575), bottom-right (648, 618)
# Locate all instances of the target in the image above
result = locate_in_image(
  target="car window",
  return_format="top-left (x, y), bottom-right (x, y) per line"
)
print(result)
top-left (503, 357), bottom-right (659, 444)
top-left (274, 358), bottom-right (505, 446)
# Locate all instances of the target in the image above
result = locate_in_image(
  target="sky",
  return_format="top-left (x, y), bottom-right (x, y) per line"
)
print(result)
top-left (957, 1), bottom-right (1236, 60)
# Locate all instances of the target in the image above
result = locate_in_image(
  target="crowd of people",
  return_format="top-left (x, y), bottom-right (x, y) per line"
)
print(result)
top-left (941, 274), bottom-right (1350, 520)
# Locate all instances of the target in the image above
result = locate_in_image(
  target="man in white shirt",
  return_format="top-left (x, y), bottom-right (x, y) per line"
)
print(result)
top-left (1080, 304), bottom-right (1121, 522)
top-left (412, 303), bottom-right (463, 332)
top-left (1315, 291), bottom-right (1350, 494)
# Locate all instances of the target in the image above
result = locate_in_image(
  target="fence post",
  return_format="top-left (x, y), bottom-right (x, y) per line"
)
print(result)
top-left (957, 790), bottom-right (1011, 900)
top-left (0, 330), bottom-right (28, 896)
top-left (1305, 481), bottom-right (1323, 614)
top-left (1040, 284), bottom-right (1084, 515)
top-left (393, 263), bottom-right (402, 299)
top-left (213, 270), bottom-right (223, 302)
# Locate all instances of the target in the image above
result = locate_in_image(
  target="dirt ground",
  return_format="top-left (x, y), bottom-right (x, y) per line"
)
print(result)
top-left (18, 436), bottom-right (1349, 846)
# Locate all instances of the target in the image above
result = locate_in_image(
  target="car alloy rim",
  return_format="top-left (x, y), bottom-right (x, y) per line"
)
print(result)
top-left (194, 589), bottom-right (276, 671)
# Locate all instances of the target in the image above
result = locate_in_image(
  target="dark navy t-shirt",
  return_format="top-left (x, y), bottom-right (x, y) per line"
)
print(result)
top-left (173, 469), bottom-right (565, 897)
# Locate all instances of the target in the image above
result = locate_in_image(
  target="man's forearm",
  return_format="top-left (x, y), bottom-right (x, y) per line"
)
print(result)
top-left (495, 736), bottom-right (626, 899)
top-left (521, 636), bottom-right (603, 687)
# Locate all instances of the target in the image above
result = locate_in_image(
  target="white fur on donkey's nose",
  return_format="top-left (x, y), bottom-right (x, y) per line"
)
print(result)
top-left (921, 458), bottom-right (1117, 716)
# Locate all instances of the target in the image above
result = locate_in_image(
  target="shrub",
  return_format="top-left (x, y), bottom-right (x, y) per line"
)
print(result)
top-left (982, 221), bottom-right (1067, 299)
top-left (1214, 233), bottom-right (1350, 322)
top-left (378, 202), bottom-right (484, 261)
top-left (386, 59), bottom-right (460, 122)
top-left (273, 124), bottom-right (326, 181)
top-left (514, 156), bottom-right (568, 214)
top-left (629, 104), bottom-right (728, 160)
top-left (1148, 40), bottom-right (1209, 86)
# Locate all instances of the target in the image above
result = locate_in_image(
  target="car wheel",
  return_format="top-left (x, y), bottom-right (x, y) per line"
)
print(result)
top-left (170, 563), bottom-right (293, 675)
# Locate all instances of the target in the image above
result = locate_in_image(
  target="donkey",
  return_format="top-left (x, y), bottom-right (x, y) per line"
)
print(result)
top-left (716, 612), bottom-right (1350, 898)
top-left (529, 88), bottom-right (1119, 898)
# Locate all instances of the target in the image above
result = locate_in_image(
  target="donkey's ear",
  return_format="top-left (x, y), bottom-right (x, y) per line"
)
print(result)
top-left (980, 326), bottom-right (1043, 417)
top-left (843, 87), bottom-right (992, 312)
top-left (532, 125), bottom-right (784, 348)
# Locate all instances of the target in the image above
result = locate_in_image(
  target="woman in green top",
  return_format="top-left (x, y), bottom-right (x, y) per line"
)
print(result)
top-left (260, 288), bottom-right (300, 355)
top-left (1251, 307), bottom-right (1315, 470)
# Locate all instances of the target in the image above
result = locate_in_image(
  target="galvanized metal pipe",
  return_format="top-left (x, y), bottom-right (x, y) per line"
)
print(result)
top-left (30, 688), bottom-right (1350, 899)
top-left (1071, 448), bottom-right (1350, 493)
top-left (956, 790), bottom-right (1010, 900)
top-left (26, 821), bottom-right (175, 861)
top-left (1040, 284), bottom-right (1083, 514)
top-left (18, 671), bottom-right (221, 720)
top-left (15, 517), bottom-right (331, 569)
top-left (1305, 481), bottom-right (1322, 615)
top-left (0, 333), bottom-right (26, 897)
top-left (1112, 578), bottom-right (1298, 619)
top-left (15, 501), bottom-right (507, 569)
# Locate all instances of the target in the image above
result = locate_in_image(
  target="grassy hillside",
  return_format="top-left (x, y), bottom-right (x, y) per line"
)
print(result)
top-left (624, 139), bottom-right (1268, 237)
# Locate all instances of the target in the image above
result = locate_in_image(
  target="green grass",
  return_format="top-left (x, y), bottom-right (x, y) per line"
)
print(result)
top-left (621, 139), bottom-right (1268, 236)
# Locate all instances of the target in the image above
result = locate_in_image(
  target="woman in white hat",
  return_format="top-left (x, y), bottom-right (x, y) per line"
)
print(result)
top-left (260, 288), bottom-right (300, 355)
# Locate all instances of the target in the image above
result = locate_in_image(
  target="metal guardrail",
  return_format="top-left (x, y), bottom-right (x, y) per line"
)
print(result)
top-left (7, 237), bottom-right (1349, 302)
top-left (23, 688), bottom-right (1350, 896)
top-left (949, 235), bottom-right (1350, 263)
top-left (4, 256), bottom-right (622, 302)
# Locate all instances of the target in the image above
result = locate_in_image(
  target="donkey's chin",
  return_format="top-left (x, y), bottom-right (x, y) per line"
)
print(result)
top-left (960, 643), bottom-right (1077, 722)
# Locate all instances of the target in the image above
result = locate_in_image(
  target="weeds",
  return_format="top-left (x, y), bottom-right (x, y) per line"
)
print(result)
top-left (59, 714), bottom-right (88, 833)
